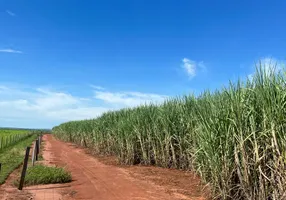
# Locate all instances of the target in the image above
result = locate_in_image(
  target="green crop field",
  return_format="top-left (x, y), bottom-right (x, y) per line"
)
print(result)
top-left (0, 129), bottom-right (37, 184)
top-left (0, 129), bottom-right (32, 150)
top-left (53, 66), bottom-right (286, 200)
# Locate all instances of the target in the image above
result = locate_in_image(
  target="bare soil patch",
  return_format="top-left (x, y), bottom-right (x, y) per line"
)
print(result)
top-left (1, 134), bottom-right (208, 200)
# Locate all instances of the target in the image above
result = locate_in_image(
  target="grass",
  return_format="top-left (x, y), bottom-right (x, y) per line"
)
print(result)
top-left (17, 164), bottom-right (72, 186)
top-left (52, 64), bottom-right (286, 199)
top-left (0, 129), bottom-right (32, 150)
top-left (0, 135), bottom-right (36, 184)
top-left (13, 137), bottom-right (71, 187)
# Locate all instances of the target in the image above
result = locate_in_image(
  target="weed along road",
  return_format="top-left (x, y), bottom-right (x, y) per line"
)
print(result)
top-left (26, 134), bottom-right (204, 200)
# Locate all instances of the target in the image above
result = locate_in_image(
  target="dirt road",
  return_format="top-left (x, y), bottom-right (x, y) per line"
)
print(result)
top-left (3, 134), bottom-right (205, 200)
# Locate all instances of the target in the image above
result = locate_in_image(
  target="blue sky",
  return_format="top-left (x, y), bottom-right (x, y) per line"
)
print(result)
top-left (0, 0), bottom-right (286, 128)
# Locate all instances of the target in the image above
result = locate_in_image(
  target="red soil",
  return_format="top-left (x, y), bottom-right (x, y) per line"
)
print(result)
top-left (0, 134), bottom-right (207, 200)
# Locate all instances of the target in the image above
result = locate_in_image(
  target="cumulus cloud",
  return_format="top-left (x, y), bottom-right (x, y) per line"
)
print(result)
top-left (0, 49), bottom-right (22, 54)
top-left (257, 57), bottom-right (284, 73)
top-left (94, 90), bottom-right (167, 107)
top-left (0, 86), bottom-right (107, 128)
top-left (90, 85), bottom-right (105, 90)
top-left (0, 85), bottom-right (167, 128)
top-left (182, 58), bottom-right (205, 78)
top-left (248, 57), bottom-right (285, 80)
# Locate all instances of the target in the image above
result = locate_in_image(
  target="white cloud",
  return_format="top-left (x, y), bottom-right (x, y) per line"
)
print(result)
top-left (0, 86), bottom-right (9, 91)
top-left (45, 107), bottom-right (109, 121)
top-left (182, 58), bottom-right (196, 78)
top-left (90, 85), bottom-right (105, 90)
top-left (0, 49), bottom-right (22, 54)
top-left (34, 88), bottom-right (80, 110)
top-left (257, 57), bottom-right (284, 73)
top-left (0, 84), bottom-right (167, 128)
top-left (0, 86), bottom-right (107, 128)
top-left (248, 57), bottom-right (285, 80)
top-left (6, 10), bottom-right (16, 16)
top-left (94, 90), bottom-right (167, 107)
top-left (182, 58), bottom-right (205, 78)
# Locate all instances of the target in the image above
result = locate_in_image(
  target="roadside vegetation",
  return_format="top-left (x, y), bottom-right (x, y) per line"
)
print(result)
top-left (15, 164), bottom-right (72, 186)
top-left (52, 64), bottom-right (286, 199)
top-left (0, 129), bottom-right (32, 150)
top-left (0, 134), bottom-right (36, 184)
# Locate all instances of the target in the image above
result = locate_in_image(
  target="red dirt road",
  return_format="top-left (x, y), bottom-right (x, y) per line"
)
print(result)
top-left (22, 135), bottom-right (206, 200)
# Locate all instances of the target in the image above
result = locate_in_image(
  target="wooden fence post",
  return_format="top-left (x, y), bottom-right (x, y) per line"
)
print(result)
top-left (32, 142), bottom-right (36, 166)
top-left (35, 139), bottom-right (39, 161)
top-left (38, 136), bottom-right (41, 152)
top-left (18, 147), bottom-right (30, 190)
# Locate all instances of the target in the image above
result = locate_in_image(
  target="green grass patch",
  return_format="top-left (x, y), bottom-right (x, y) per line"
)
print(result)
top-left (20, 165), bottom-right (71, 185)
top-left (0, 135), bottom-right (36, 184)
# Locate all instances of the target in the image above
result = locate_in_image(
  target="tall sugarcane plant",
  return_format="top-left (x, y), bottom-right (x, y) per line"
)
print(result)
top-left (53, 63), bottom-right (286, 199)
